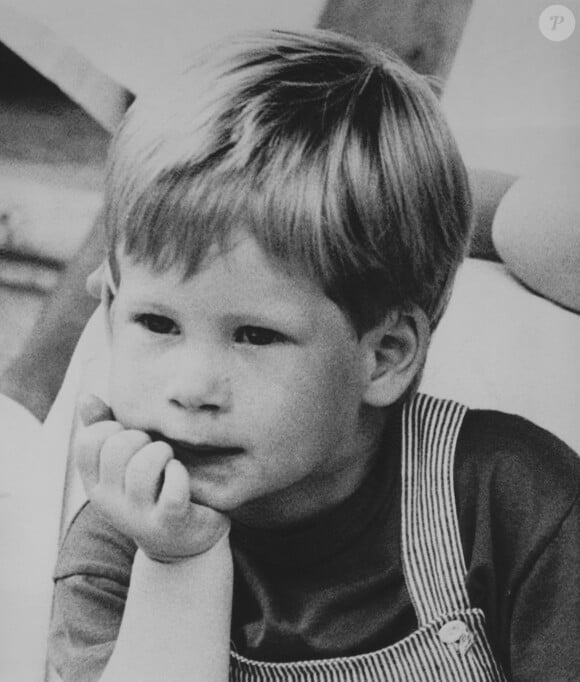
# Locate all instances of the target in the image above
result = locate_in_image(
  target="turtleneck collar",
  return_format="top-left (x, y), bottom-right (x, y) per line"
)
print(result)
top-left (230, 405), bottom-right (402, 568)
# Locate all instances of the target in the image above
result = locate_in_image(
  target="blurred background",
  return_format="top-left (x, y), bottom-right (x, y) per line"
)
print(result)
top-left (0, 41), bottom-right (106, 372)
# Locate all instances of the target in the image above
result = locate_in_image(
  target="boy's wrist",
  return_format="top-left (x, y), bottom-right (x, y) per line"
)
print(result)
top-left (132, 532), bottom-right (233, 584)
top-left (139, 525), bottom-right (231, 565)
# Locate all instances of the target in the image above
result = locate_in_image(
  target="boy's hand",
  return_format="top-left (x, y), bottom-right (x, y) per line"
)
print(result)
top-left (74, 394), bottom-right (230, 563)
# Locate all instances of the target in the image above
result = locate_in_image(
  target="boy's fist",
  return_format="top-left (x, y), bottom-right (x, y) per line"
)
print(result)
top-left (74, 394), bottom-right (230, 563)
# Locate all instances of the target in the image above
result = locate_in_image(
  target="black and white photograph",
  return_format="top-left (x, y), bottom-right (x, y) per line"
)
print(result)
top-left (1, 1), bottom-right (579, 680)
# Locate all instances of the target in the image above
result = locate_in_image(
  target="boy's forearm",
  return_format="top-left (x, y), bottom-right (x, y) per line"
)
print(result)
top-left (101, 536), bottom-right (233, 682)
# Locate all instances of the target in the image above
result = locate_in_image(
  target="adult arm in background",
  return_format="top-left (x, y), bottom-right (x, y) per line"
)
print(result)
top-left (468, 166), bottom-right (580, 312)
top-left (489, 167), bottom-right (580, 313)
top-left (467, 169), bottom-right (517, 260)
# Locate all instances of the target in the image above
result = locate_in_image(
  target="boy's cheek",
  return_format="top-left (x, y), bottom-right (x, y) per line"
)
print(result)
top-left (107, 350), bottom-right (139, 424)
top-left (108, 351), bottom-right (165, 431)
top-left (108, 375), bottom-right (137, 427)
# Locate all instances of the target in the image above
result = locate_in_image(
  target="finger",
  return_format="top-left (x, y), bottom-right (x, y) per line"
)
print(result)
top-left (157, 459), bottom-right (191, 515)
top-left (78, 393), bottom-right (114, 426)
top-left (75, 420), bottom-right (124, 492)
top-left (98, 429), bottom-right (152, 490)
top-left (124, 441), bottom-right (174, 507)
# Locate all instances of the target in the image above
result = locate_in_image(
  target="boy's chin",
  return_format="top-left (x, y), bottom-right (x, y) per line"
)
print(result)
top-left (185, 474), bottom-right (282, 525)
top-left (185, 470), bottom-right (251, 515)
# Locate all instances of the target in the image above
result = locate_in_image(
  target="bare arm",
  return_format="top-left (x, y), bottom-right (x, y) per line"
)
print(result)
top-left (67, 397), bottom-right (233, 682)
top-left (318, 0), bottom-right (472, 80)
top-left (467, 168), bottom-right (518, 260)
top-left (101, 543), bottom-right (233, 682)
top-left (490, 168), bottom-right (580, 312)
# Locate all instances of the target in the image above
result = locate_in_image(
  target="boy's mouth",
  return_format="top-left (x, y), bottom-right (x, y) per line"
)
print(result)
top-left (150, 433), bottom-right (244, 460)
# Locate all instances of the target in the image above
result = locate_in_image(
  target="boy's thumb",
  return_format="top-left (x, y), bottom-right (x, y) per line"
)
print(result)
top-left (78, 394), bottom-right (114, 426)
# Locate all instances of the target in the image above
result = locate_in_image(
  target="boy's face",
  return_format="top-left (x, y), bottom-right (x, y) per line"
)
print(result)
top-left (108, 233), bottom-right (382, 527)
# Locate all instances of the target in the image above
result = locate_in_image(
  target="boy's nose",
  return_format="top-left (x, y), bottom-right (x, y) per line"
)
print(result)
top-left (169, 376), bottom-right (232, 412)
top-left (167, 351), bottom-right (232, 412)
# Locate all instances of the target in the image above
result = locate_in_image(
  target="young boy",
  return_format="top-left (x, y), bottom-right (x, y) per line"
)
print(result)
top-left (49, 29), bottom-right (580, 681)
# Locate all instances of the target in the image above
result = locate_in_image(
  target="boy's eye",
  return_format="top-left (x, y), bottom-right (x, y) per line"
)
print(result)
top-left (234, 326), bottom-right (285, 346)
top-left (136, 314), bottom-right (179, 335)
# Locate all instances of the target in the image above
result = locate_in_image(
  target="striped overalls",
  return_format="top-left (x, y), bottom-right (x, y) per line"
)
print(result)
top-left (229, 394), bottom-right (506, 681)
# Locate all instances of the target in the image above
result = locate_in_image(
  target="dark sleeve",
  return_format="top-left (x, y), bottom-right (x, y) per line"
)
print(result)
top-left (510, 496), bottom-right (580, 681)
top-left (455, 410), bottom-right (580, 680)
top-left (48, 503), bottom-right (137, 682)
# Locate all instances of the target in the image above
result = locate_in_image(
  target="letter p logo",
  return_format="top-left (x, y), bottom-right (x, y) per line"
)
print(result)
top-left (539, 5), bottom-right (576, 40)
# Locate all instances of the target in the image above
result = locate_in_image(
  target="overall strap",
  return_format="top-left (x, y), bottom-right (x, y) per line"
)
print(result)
top-left (401, 393), bottom-right (469, 626)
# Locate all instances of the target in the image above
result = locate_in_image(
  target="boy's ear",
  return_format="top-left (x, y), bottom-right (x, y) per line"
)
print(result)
top-left (361, 305), bottom-right (430, 407)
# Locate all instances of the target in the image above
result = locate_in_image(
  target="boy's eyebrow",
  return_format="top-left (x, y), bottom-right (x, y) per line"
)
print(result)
top-left (221, 298), bottom-right (317, 328)
top-left (243, 306), bottom-right (311, 324)
top-left (118, 280), bottom-right (318, 326)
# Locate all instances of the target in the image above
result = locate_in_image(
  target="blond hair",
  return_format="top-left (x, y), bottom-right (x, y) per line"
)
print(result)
top-left (105, 29), bottom-right (471, 333)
